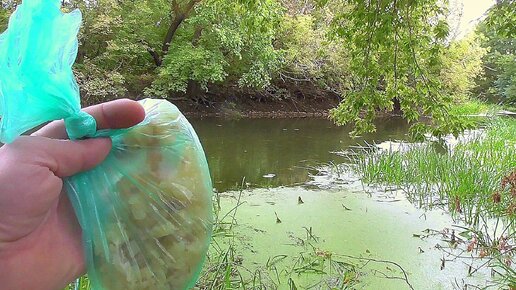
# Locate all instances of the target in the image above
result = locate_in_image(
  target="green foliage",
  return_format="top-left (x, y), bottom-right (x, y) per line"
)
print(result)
top-left (146, 41), bottom-right (228, 96)
top-left (326, 0), bottom-right (469, 139)
top-left (74, 60), bottom-right (128, 105)
top-left (483, 0), bottom-right (516, 39)
top-left (58, 0), bottom-right (282, 99)
top-left (440, 33), bottom-right (487, 101)
top-left (448, 100), bottom-right (498, 116)
top-left (475, 0), bottom-right (516, 105)
top-left (276, 13), bottom-right (350, 94)
top-left (355, 118), bottom-right (516, 224)
top-left (147, 0), bottom-right (281, 96)
top-left (0, 0), bottom-right (510, 137)
top-left (493, 54), bottom-right (516, 104)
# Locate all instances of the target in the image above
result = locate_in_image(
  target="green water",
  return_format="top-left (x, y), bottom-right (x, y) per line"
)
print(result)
top-left (191, 117), bottom-right (410, 192)
top-left (213, 187), bottom-right (490, 289)
top-left (190, 118), bottom-right (495, 289)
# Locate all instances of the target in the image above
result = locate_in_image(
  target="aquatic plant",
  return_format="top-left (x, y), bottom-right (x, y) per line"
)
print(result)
top-left (352, 118), bottom-right (516, 287)
top-left (355, 118), bottom-right (515, 223)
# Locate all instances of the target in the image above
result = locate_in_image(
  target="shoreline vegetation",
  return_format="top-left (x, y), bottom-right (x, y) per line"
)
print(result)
top-left (349, 116), bottom-right (516, 288)
top-left (175, 98), bottom-right (515, 120)
top-left (3, 0), bottom-right (513, 136)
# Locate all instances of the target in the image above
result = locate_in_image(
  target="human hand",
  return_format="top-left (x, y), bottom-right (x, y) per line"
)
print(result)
top-left (0, 99), bottom-right (145, 290)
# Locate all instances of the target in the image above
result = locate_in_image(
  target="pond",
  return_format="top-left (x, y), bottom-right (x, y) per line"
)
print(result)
top-left (190, 117), bottom-right (495, 289)
top-left (191, 117), bottom-right (410, 191)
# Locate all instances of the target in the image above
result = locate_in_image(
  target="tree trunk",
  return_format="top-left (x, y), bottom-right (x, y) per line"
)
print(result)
top-left (148, 48), bottom-right (162, 67)
top-left (139, 39), bottom-right (163, 67)
top-left (186, 79), bottom-right (202, 100)
top-left (161, 15), bottom-right (185, 55)
top-left (392, 97), bottom-right (402, 113)
top-left (161, 0), bottom-right (199, 57)
top-left (192, 26), bottom-right (203, 47)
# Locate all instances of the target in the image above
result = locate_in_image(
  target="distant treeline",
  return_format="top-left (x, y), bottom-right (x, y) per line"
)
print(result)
top-left (0, 0), bottom-right (514, 135)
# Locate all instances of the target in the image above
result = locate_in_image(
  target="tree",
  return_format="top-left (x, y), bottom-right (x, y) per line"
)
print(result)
top-left (475, 0), bottom-right (516, 105)
top-left (159, 0), bottom-right (201, 66)
top-left (274, 10), bottom-right (351, 98)
top-left (440, 33), bottom-right (486, 101)
top-left (324, 0), bottom-right (472, 139)
top-left (483, 0), bottom-right (515, 39)
top-left (2, 0), bottom-right (502, 117)
top-left (141, 0), bottom-right (282, 98)
top-left (62, 0), bottom-right (281, 100)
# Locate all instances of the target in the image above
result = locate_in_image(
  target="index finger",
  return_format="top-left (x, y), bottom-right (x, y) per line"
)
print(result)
top-left (32, 99), bottom-right (146, 139)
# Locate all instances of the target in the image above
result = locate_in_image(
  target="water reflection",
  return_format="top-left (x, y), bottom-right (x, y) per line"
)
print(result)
top-left (190, 117), bottom-right (410, 192)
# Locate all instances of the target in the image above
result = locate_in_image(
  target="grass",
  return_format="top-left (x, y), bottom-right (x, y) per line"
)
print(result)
top-left (355, 118), bottom-right (515, 222)
top-left (445, 99), bottom-right (504, 131)
top-left (447, 99), bottom-right (516, 118)
top-left (351, 117), bottom-right (516, 288)
top-left (64, 276), bottom-right (90, 290)
top-left (448, 99), bottom-right (501, 116)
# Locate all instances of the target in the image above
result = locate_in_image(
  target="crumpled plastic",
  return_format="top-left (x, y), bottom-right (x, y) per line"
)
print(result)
top-left (0, 1), bottom-right (213, 289)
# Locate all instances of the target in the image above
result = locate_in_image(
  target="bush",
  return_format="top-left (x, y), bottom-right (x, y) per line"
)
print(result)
top-left (74, 60), bottom-right (127, 105)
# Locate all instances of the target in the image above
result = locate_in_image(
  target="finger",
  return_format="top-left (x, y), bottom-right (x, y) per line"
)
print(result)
top-left (32, 99), bottom-right (146, 139)
top-left (14, 136), bottom-right (112, 177)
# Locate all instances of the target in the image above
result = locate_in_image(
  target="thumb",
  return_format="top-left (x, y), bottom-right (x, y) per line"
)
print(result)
top-left (13, 136), bottom-right (112, 178)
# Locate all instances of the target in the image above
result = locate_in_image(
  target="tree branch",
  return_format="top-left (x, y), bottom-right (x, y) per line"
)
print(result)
top-left (172, 0), bottom-right (180, 16)
top-left (148, 48), bottom-right (162, 67)
top-left (161, 0), bottom-right (200, 57)
top-left (138, 39), bottom-right (162, 67)
top-left (192, 26), bottom-right (204, 46)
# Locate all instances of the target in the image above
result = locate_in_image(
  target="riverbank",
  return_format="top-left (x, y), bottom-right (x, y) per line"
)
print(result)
top-left (156, 97), bottom-right (514, 120)
top-left (172, 96), bottom-right (340, 118)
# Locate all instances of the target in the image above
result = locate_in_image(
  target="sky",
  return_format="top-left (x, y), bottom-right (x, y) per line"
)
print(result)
top-left (450, 0), bottom-right (496, 38)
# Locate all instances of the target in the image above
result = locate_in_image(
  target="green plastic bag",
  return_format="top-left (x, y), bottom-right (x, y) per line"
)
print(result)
top-left (67, 99), bottom-right (214, 289)
top-left (0, 1), bottom-right (213, 289)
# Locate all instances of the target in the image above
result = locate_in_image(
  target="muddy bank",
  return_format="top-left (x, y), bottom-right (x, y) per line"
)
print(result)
top-left (170, 95), bottom-right (403, 119)
top-left (171, 95), bottom-right (340, 118)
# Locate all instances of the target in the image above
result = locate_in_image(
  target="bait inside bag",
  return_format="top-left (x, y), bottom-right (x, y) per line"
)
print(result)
top-left (0, 1), bottom-right (213, 289)
top-left (67, 99), bottom-right (213, 289)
